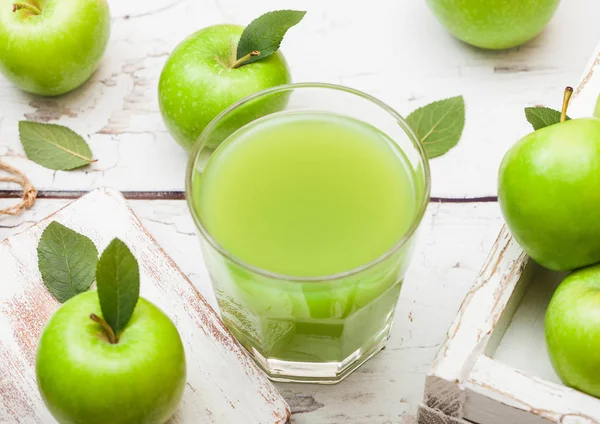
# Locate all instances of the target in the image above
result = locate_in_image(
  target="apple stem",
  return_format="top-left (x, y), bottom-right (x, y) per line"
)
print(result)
top-left (12, 2), bottom-right (41, 15)
top-left (560, 86), bottom-right (574, 123)
top-left (229, 50), bottom-right (260, 69)
top-left (90, 314), bottom-right (118, 344)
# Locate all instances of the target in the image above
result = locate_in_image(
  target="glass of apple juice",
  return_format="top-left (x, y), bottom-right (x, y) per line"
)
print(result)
top-left (185, 83), bottom-right (430, 383)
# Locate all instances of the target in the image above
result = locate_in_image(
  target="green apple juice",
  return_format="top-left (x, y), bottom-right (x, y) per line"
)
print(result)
top-left (190, 111), bottom-right (423, 368)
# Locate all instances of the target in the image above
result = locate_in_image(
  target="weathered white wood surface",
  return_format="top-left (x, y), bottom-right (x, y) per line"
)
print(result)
top-left (0, 198), bottom-right (506, 423)
top-left (0, 188), bottom-right (290, 424)
top-left (2, 3), bottom-right (600, 422)
top-left (0, 0), bottom-right (600, 197)
top-left (464, 356), bottom-right (600, 424)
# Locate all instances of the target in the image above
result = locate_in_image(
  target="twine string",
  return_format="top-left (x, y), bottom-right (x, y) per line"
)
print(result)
top-left (0, 159), bottom-right (37, 216)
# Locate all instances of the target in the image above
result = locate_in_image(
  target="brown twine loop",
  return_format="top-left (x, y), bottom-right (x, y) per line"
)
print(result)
top-left (0, 159), bottom-right (37, 216)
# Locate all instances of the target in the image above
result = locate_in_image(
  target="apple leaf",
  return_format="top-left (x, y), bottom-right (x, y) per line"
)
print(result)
top-left (406, 96), bottom-right (465, 159)
top-left (524, 107), bottom-right (570, 130)
top-left (96, 238), bottom-right (140, 335)
top-left (19, 121), bottom-right (96, 171)
top-left (594, 94), bottom-right (600, 119)
top-left (236, 10), bottom-right (306, 66)
top-left (37, 222), bottom-right (98, 303)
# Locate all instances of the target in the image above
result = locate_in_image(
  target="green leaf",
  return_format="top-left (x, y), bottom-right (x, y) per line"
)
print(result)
top-left (594, 94), bottom-right (600, 119)
top-left (524, 107), bottom-right (570, 130)
top-left (406, 96), bottom-right (465, 159)
top-left (37, 222), bottom-right (98, 303)
top-left (19, 121), bottom-right (96, 171)
top-left (236, 10), bottom-right (306, 66)
top-left (96, 238), bottom-right (140, 335)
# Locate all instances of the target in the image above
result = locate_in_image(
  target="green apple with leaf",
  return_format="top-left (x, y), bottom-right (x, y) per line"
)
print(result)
top-left (545, 264), bottom-right (600, 398)
top-left (499, 88), bottom-right (600, 271)
top-left (158, 10), bottom-right (305, 151)
top-left (426, 0), bottom-right (560, 49)
top-left (0, 0), bottom-right (111, 96)
top-left (36, 223), bottom-right (186, 423)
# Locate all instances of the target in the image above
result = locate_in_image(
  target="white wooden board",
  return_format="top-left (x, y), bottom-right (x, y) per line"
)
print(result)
top-left (0, 0), bottom-right (599, 198)
top-left (0, 188), bottom-right (290, 423)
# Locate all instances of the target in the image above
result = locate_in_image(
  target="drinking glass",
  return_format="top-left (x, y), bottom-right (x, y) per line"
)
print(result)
top-left (186, 83), bottom-right (431, 383)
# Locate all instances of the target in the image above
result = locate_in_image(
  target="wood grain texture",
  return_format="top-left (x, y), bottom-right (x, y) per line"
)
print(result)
top-left (417, 405), bottom-right (469, 424)
top-left (0, 188), bottom-right (290, 423)
top-left (0, 0), bottom-right (599, 198)
top-left (464, 357), bottom-right (600, 424)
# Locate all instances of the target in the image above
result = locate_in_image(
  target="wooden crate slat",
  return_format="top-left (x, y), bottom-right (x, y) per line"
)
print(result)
top-left (464, 356), bottom-right (600, 424)
top-left (423, 226), bottom-right (528, 411)
top-left (571, 40), bottom-right (600, 117)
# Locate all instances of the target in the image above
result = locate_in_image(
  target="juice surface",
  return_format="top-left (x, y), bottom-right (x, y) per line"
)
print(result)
top-left (192, 111), bottom-right (418, 277)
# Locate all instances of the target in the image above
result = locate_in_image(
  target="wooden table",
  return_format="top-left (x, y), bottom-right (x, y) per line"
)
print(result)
top-left (1, 1), bottom-right (599, 422)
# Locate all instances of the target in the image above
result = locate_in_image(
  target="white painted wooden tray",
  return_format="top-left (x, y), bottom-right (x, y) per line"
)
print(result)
top-left (0, 187), bottom-right (291, 424)
top-left (418, 42), bottom-right (600, 424)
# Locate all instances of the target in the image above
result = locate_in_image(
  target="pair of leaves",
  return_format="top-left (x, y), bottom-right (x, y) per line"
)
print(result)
top-left (38, 222), bottom-right (139, 335)
top-left (406, 96), bottom-right (465, 159)
top-left (19, 121), bottom-right (95, 171)
top-left (236, 10), bottom-right (306, 66)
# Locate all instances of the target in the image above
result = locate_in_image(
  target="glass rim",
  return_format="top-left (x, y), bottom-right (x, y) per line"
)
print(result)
top-left (185, 82), bottom-right (432, 282)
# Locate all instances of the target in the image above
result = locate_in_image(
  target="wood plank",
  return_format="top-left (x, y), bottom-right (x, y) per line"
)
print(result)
top-left (571, 40), bottom-right (600, 117)
top-left (1, 0), bottom-right (599, 197)
top-left (463, 356), bottom-right (600, 424)
top-left (423, 226), bottom-right (529, 414)
top-left (0, 188), bottom-right (290, 423)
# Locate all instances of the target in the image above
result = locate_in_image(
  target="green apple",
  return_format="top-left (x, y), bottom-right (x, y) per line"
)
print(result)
top-left (158, 24), bottom-right (291, 151)
top-left (36, 291), bottom-right (186, 424)
top-left (426, 0), bottom-right (560, 49)
top-left (498, 116), bottom-right (600, 271)
top-left (546, 265), bottom-right (600, 398)
top-left (0, 0), bottom-right (110, 96)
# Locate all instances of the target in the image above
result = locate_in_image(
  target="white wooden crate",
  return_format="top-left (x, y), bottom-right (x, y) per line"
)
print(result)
top-left (418, 42), bottom-right (600, 424)
top-left (0, 188), bottom-right (290, 423)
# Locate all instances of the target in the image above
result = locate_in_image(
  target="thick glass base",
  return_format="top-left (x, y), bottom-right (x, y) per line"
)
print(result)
top-left (248, 318), bottom-right (393, 384)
